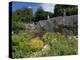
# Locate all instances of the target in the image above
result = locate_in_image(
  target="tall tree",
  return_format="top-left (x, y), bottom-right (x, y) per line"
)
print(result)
top-left (53, 4), bottom-right (78, 17)
top-left (34, 7), bottom-right (53, 22)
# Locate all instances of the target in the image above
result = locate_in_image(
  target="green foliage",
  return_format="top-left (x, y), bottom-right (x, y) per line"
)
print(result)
top-left (12, 21), bottom-right (26, 33)
top-left (12, 7), bottom-right (34, 33)
top-left (34, 7), bottom-right (53, 22)
top-left (53, 5), bottom-right (78, 17)
top-left (29, 37), bottom-right (44, 49)
top-left (12, 31), bottom-right (78, 58)
top-left (43, 32), bottom-right (55, 44)
top-left (43, 32), bottom-right (78, 56)
top-left (12, 34), bottom-right (26, 58)
top-left (34, 7), bottom-right (47, 21)
top-left (12, 32), bottom-right (35, 58)
top-left (12, 8), bottom-right (33, 22)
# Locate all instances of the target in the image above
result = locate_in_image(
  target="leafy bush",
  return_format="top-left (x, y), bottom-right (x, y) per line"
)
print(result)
top-left (42, 32), bottom-right (56, 44)
top-left (29, 37), bottom-right (44, 49)
top-left (12, 31), bottom-right (35, 58)
top-left (48, 34), bottom-right (77, 56)
top-left (12, 21), bottom-right (26, 34)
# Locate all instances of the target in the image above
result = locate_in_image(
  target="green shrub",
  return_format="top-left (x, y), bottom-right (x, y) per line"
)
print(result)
top-left (48, 35), bottom-right (78, 56)
top-left (29, 37), bottom-right (44, 49)
top-left (12, 21), bottom-right (26, 34)
top-left (42, 32), bottom-right (57, 44)
top-left (42, 32), bottom-right (78, 56)
top-left (12, 32), bottom-right (35, 58)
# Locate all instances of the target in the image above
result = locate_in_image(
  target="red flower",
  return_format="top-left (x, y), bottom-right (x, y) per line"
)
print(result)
top-left (35, 32), bottom-right (44, 38)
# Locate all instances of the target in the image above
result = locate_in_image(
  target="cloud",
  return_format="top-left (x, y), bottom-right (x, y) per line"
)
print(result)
top-left (40, 3), bottom-right (55, 13)
top-left (27, 6), bottom-right (32, 8)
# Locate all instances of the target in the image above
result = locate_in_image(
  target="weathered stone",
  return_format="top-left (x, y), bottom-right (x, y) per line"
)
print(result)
top-left (25, 15), bottom-right (78, 33)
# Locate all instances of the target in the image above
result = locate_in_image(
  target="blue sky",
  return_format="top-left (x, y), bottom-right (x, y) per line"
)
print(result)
top-left (11, 1), bottom-right (55, 14)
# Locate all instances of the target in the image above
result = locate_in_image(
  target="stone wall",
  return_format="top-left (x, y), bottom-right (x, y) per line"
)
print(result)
top-left (25, 15), bottom-right (78, 32)
top-left (36, 15), bottom-right (77, 32)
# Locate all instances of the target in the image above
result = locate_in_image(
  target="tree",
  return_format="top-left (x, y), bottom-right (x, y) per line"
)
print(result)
top-left (12, 7), bottom-right (33, 33)
top-left (35, 7), bottom-right (47, 22)
top-left (34, 7), bottom-right (53, 22)
top-left (53, 4), bottom-right (78, 17)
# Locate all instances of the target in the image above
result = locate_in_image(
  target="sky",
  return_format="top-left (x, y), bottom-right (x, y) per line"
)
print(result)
top-left (10, 1), bottom-right (55, 14)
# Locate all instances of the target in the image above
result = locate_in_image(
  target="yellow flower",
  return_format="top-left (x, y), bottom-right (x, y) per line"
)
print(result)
top-left (29, 37), bottom-right (44, 49)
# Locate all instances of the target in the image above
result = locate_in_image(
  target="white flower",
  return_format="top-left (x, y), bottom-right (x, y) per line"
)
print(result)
top-left (68, 36), bottom-right (72, 40)
top-left (42, 44), bottom-right (50, 51)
